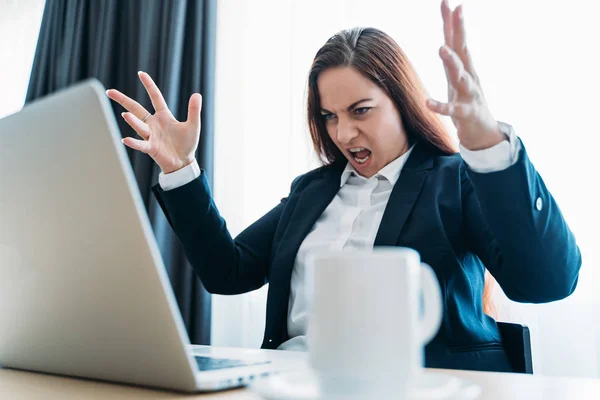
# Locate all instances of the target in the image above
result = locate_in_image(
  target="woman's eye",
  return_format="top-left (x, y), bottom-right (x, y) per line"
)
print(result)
top-left (353, 107), bottom-right (370, 115)
top-left (322, 113), bottom-right (336, 121)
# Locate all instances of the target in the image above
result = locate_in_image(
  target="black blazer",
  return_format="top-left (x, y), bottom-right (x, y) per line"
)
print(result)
top-left (153, 138), bottom-right (581, 372)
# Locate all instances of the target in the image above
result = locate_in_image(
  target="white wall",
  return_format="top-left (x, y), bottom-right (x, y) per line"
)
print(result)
top-left (213, 0), bottom-right (600, 377)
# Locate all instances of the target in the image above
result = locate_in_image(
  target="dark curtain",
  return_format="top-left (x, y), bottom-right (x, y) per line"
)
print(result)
top-left (25, 0), bottom-right (216, 345)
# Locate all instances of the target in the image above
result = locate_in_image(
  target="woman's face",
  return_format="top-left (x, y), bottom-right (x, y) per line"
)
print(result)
top-left (317, 66), bottom-right (409, 178)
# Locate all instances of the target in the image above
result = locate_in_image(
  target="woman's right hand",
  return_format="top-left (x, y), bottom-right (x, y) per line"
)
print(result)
top-left (106, 71), bottom-right (202, 174)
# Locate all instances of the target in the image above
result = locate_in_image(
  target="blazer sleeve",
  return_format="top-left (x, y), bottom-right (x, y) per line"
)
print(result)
top-left (461, 139), bottom-right (582, 303)
top-left (152, 172), bottom-right (297, 295)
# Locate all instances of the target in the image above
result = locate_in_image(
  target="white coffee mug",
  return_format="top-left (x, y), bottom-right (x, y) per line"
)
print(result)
top-left (305, 247), bottom-right (442, 398)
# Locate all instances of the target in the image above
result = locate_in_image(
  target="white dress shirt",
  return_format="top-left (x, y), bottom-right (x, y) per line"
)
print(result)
top-left (159, 125), bottom-right (521, 351)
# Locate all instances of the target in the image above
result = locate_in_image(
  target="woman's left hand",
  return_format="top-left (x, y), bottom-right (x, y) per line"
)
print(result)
top-left (426, 0), bottom-right (506, 151)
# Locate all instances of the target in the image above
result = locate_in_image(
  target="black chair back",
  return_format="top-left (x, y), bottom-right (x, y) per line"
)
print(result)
top-left (497, 322), bottom-right (533, 374)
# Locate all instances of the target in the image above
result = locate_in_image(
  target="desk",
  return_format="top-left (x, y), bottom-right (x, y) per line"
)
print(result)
top-left (1, 346), bottom-right (599, 399)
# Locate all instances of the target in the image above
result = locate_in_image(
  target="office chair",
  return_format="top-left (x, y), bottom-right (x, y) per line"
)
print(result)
top-left (497, 322), bottom-right (533, 374)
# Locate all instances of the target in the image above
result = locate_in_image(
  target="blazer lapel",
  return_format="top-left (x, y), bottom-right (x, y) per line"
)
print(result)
top-left (374, 142), bottom-right (435, 247)
top-left (268, 161), bottom-right (344, 331)
top-left (276, 163), bottom-right (343, 271)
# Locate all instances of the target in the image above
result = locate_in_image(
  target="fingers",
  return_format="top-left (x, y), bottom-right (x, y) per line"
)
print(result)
top-left (440, 45), bottom-right (474, 95)
top-left (121, 112), bottom-right (151, 140)
top-left (121, 137), bottom-right (153, 154)
top-left (426, 99), bottom-right (473, 119)
top-left (452, 5), bottom-right (479, 82)
top-left (106, 89), bottom-right (151, 121)
top-left (186, 93), bottom-right (203, 127)
top-left (137, 71), bottom-right (170, 113)
top-left (441, 0), bottom-right (453, 48)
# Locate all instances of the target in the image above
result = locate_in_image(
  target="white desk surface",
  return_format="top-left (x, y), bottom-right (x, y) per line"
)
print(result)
top-left (1, 345), bottom-right (598, 399)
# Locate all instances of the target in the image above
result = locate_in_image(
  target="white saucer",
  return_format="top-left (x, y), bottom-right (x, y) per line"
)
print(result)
top-left (250, 369), bottom-right (482, 400)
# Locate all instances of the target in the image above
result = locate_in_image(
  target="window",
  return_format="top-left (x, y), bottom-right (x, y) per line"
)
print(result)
top-left (0, 0), bottom-right (46, 119)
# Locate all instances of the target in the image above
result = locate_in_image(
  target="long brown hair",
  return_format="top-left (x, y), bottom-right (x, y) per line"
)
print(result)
top-left (306, 27), bottom-right (496, 318)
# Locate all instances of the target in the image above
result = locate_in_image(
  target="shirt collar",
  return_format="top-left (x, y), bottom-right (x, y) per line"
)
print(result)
top-left (340, 145), bottom-right (415, 188)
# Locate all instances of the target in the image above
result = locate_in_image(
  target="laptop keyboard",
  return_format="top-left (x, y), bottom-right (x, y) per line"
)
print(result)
top-left (194, 356), bottom-right (271, 371)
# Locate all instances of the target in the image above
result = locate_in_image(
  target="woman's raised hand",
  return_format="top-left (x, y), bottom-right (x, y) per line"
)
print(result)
top-left (106, 71), bottom-right (202, 174)
top-left (426, 0), bottom-right (505, 151)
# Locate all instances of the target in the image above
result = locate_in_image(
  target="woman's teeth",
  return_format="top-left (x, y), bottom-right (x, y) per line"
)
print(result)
top-left (355, 154), bottom-right (370, 164)
top-left (349, 147), bottom-right (371, 164)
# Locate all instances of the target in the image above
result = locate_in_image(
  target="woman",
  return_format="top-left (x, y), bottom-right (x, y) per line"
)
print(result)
top-left (106, 1), bottom-right (581, 372)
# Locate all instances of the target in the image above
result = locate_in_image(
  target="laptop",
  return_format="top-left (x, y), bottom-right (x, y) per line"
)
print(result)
top-left (0, 79), bottom-right (283, 392)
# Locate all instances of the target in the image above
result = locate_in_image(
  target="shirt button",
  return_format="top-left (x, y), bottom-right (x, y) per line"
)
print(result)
top-left (268, 339), bottom-right (272, 343)
top-left (536, 197), bottom-right (543, 211)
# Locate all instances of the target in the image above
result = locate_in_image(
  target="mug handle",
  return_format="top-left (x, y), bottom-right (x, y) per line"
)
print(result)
top-left (419, 262), bottom-right (443, 345)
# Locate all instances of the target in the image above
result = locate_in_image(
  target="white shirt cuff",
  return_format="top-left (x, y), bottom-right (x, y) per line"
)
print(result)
top-left (158, 159), bottom-right (201, 191)
top-left (459, 122), bottom-right (521, 173)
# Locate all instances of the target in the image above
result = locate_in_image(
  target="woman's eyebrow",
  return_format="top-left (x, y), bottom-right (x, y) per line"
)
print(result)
top-left (320, 98), bottom-right (373, 114)
top-left (346, 98), bottom-right (372, 110)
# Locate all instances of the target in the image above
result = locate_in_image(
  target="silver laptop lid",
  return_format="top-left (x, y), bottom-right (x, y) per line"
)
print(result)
top-left (0, 79), bottom-right (199, 392)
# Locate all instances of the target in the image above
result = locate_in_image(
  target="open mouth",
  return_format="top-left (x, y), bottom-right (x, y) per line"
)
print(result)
top-left (348, 147), bottom-right (372, 165)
